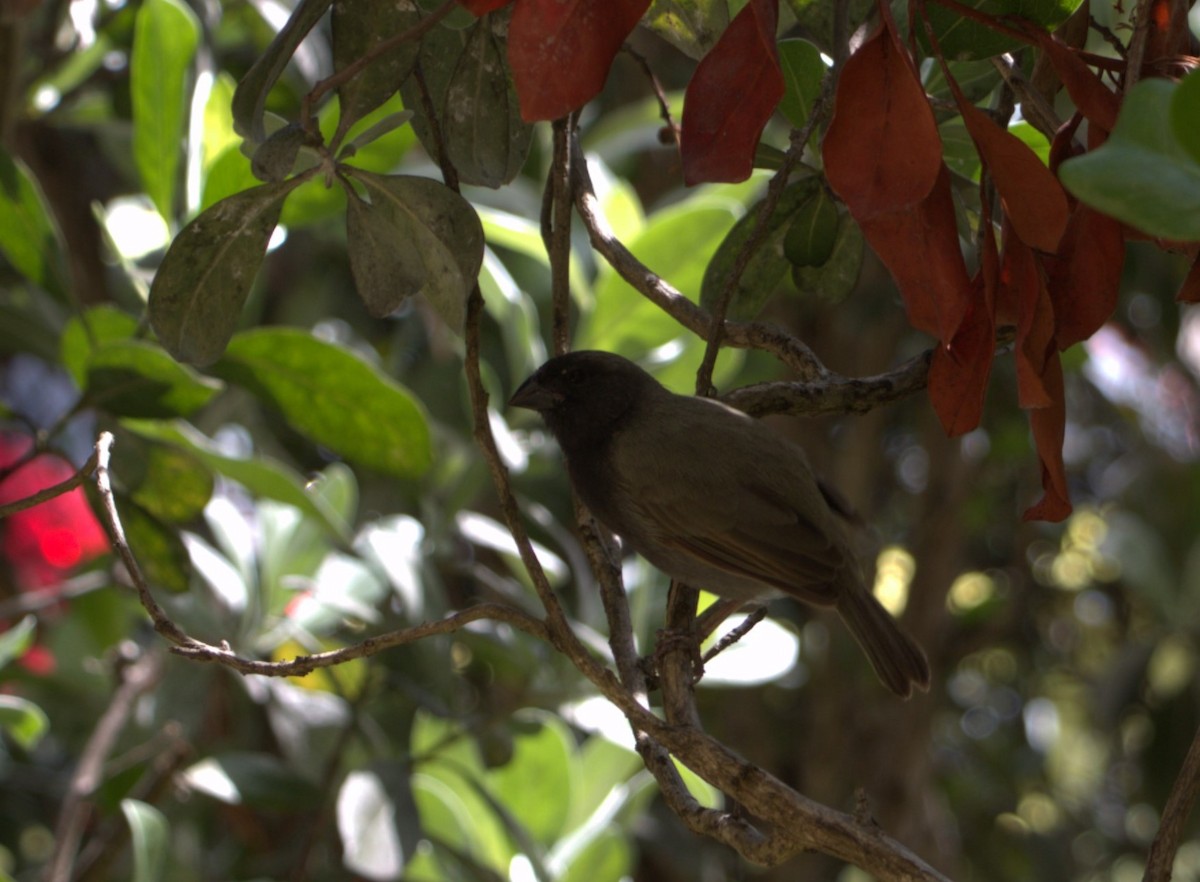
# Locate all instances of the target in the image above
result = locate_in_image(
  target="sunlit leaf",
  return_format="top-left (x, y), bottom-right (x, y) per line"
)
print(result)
top-left (642, 0), bottom-right (729, 58)
top-left (0, 696), bottom-right (48, 750)
top-left (338, 770), bottom-right (405, 879)
top-left (1060, 78), bottom-right (1200, 240)
top-left (83, 340), bottom-right (223, 418)
top-left (181, 753), bottom-right (323, 809)
top-left (915, 0), bottom-right (1082, 59)
top-left (0, 617), bottom-right (36, 670)
top-left (0, 147), bottom-right (67, 296)
top-left (131, 0), bottom-right (199, 222)
top-left (60, 305), bottom-right (139, 388)
top-left (213, 327), bottom-right (433, 478)
top-left (231, 0), bottom-right (332, 143)
top-left (777, 38), bottom-right (827, 139)
top-left (121, 419), bottom-right (353, 542)
top-left (485, 709), bottom-right (574, 843)
top-left (149, 177), bottom-right (304, 365)
top-left (113, 495), bottom-right (192, 593)
top-left (121, 800), bottom-right (169, 882)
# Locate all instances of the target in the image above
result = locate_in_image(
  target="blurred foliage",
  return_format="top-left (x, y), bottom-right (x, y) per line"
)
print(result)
top-left (0, 1), bottom-right (1197, 881)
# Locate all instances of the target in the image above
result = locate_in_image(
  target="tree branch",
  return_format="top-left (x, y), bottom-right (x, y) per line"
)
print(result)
top-left (0, 445), bottom-right (99, 518)
top-left (1143, 720), bottom-right (1200, 882)
top-left (44, 647), bottom-right (166, 882)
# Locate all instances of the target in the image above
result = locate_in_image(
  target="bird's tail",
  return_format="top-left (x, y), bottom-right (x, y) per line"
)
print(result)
top-left (835, 584), bottom-right (931, 698)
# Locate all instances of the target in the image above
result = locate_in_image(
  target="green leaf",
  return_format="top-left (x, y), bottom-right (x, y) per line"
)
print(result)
top-left (1171, 69), bottom-right (1200, 166)
top-left (791, 211), bottom-right (864, 301)
top-left (786, 0), bottom-right (874, 54)
top-left (442, 16), bottom-right (533, 188)
top-left (181, 753), bottom-right (322, 809)
top-left (131, 0), bottom-right (200, 222)
top-left (559, 833), bottom-right (632, 882)
top-left (250, 123), bottom-right (309, 183)
top-left (121, 419), bottom-right (353, 542)
top-left (60, 305), bottom-right (140, 388)
top-left (578, 199), bottom-right (744, 392)
top-left (199, 145), bottom-right (261, 212)
top-left (777, 39), bottom-right (826, 138)
top-left (1059, 78), bottom-right (1200, 241)
top-left (83, 340), bottom-right (223, 418)
top-left (332, 0), bottom-right (421, 137)
top-left (643, 0), bottom-right (730, 58)
top-left (700, 177), bottom-right (820, 320)
top-left (337, 770), bottom-right (405, 879)
top-left (213, 328), bottom-right (433, 478)
top-left (0, 696), bottom-right (49, 751)
top-left (0, 147), bottom-right (67, 296)
top-left (121, 799), bottom-right (169, 882)
top-left (911, 0), bottom-right (1082, 60)
top-left (128, 442), bottom-right (214, 523)
top-left (485, 709), bottom-right (574, 844)
top-left (116, 496), bottom-right (192, 593)
top-left (232, 0), bottom-right (332, 144)
top-left (0, 617), bottom-right (36, 670)
top-left (344, 170), bottom-right (484, 329)
top-left (783, 187), bottom-right (839, 267)
top-left (148, 177), bottom-right (304, 365)
top-left (400, 16), bottom-right (533, 188)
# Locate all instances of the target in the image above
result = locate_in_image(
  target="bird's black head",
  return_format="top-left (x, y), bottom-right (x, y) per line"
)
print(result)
top-left (509, 351), bottom-right (662, 449)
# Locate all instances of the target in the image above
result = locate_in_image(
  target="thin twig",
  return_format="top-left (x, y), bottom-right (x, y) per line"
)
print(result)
top-left (0, 446), bottom-right (98, 518)
top-left (1124, 0), bottom-right (1155, 87)
top-left (44, 648), bottom-right (166, 882)
top-left (544, 116), bottom-right (574, 357)
top-left (695, 146), bottom-right (802, 395)
top-left (300, 0), bottom-right (456, 134)
top-left (702, 605), bottom-right (768, 665)
top-left (569, 132), bottom-right (827, 381)
top-left (623, 44), bottom-right (678, 144)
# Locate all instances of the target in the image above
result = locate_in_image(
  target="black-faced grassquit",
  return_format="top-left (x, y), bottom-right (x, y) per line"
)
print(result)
top-left (510, 350), bottom-right (930, 698)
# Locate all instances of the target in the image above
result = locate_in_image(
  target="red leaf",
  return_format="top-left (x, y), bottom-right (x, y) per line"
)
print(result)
top-left (1003, 234), bottom-right (1057, 409)
top-left (508, 0), bottom-right (650, 121)
top-left (1025, 29), bottom-right (1119, 133)
top-left (1022, 352), bottom-right (1072, 522)
top-left (929, 281), bottom-right (995, 435)
top-left (823, 20), bottom-right (942, 218)
top-left (858, 165), bottom-right (971, 342)
top-left (929, 209), bottom-right (1000, 435)
top-left (956, 100), bottom-right (1069, 253)
top-left (1178, 253), bottom-right (1200, 303)
top-left (1044, 206), bottom-right (1125, 348)
top-left (457, 0), bottom-right (512, 13)
top-left (679, 0), bottom-right (783, 184)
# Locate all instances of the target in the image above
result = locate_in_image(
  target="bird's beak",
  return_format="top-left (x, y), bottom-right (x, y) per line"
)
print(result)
top-left (509, 377), bottom-right (561, 411)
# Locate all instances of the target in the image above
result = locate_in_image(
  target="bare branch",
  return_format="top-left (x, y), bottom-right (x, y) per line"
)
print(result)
top-left (720, 349), bottom-right (933, 417)
top-left (570, 132), bottom-right (827, 382)
top-left (0, 445), bottom-right (98, 518)
top-left (45, 648), bottom-right (166, 882)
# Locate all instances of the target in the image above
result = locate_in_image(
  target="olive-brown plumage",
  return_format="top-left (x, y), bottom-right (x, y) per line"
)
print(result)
top-left (510, 350), bottom-right (930, 697)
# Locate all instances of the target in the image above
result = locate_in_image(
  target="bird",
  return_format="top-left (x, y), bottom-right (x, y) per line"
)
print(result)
top-left (508, 350), bottom-right (930, 698)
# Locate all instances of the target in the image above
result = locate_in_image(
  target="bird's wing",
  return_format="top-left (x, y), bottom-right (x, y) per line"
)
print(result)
top-left (612, 399), bottom-right (849, 605)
